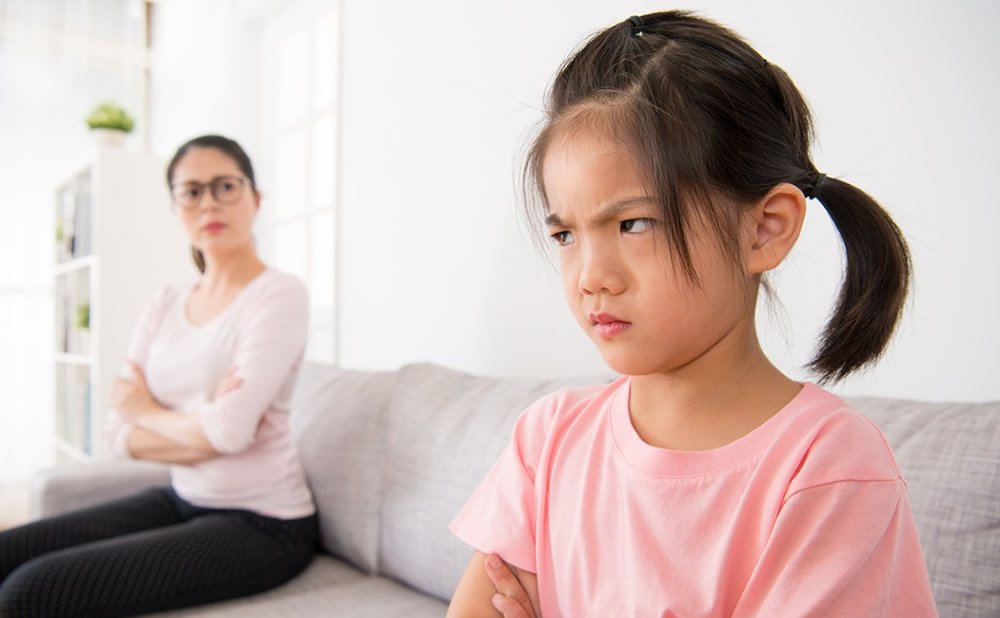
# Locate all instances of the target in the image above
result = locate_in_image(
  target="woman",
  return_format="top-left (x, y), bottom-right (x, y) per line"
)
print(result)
top-left (0, 135), bottom-right (318, 617)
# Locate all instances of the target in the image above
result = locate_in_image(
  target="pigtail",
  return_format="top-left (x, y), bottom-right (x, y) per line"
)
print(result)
top-left (807, 176), bottom-right (911, 383)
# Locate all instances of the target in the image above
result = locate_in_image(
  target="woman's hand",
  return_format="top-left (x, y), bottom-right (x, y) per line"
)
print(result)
top-left (111, 361), bottom-right (165, 419)
top-left (485, 554), bottom-right (539, 618)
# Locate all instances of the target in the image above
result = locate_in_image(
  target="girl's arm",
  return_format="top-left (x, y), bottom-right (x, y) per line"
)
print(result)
top-left (448, 552), bottom-right (540, 618)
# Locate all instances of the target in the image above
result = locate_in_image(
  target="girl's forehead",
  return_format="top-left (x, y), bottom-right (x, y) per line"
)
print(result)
top-left (543, 129), bottom-right (647, 208)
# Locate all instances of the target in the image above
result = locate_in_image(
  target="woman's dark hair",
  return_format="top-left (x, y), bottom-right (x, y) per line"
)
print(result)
top-left (524, 10), bottom-right (911, 383)
top-left (166, 134), bottom-right (257, 274)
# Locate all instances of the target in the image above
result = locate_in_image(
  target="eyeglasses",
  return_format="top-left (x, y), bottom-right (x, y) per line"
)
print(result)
top-left (170, 175), bottom-right (248, 211)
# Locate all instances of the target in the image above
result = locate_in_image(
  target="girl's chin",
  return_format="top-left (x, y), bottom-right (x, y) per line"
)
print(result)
top-left (596, 349), bottom-right (662, 377)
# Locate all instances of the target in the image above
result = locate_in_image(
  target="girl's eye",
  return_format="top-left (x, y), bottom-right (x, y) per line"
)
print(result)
top-left (550, 230), bottom-right (575, 246)
top-left (621, 218), bottom-right (654, 234)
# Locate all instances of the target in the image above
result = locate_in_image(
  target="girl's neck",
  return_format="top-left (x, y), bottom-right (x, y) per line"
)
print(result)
top-left (198, 246), bottom-right (266, 297)
top-left (627, 323), bottom-right (800, 451)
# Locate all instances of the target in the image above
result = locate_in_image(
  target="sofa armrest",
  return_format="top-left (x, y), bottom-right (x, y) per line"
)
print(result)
top-left (29, 460), bottom-right (171, 519)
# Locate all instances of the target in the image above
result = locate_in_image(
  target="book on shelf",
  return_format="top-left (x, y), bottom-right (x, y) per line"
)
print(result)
top-left (83, 377), bottom-right (92, 455)
top-left (73, 191), bottom-right (92, 258)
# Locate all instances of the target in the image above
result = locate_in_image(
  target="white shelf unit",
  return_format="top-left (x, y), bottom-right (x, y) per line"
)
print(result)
top-left (53, 149), bottom-right (193, 463)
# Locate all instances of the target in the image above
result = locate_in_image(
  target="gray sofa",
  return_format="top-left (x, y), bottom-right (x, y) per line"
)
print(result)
top-left (30, 362), bottom-right (1000, 616)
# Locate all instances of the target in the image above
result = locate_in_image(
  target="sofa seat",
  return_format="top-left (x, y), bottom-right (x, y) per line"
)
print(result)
top-left (153, 556), bottom-right (446, 617)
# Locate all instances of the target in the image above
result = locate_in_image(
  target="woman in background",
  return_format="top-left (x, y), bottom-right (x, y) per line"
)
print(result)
top-left (0, 135), bottom-right (318, 617)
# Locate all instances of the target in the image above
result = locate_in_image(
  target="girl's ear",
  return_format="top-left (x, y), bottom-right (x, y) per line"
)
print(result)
top-left (745, 182), bottom-right (806, 275)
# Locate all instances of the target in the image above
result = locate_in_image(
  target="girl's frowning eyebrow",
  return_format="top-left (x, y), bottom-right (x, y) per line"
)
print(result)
top-left (545, 196), bottom-right (656, 228)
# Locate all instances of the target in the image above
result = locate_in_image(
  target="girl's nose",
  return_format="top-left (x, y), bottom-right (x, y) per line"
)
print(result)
top-left (578, 242), bottom-right (626, 296)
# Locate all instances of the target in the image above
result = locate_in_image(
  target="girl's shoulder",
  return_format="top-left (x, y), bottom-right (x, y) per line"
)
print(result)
top-left (781, 384), bottom-right (904, 493)
top-left (511, 377), bottom-right (625, 448)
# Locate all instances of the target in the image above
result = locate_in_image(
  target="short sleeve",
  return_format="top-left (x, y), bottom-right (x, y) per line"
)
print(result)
top-left (190, 274), bottom-right (309, 454)
top-left (101, 286), bottom-right (174, 459)
top-left (733, 479), bottom-right (938, 616)
top-left (448, 393), bottom-right (559, 574)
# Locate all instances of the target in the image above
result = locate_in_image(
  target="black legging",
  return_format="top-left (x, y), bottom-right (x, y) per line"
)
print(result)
top-left (0, 486), bottom-right (318, 617)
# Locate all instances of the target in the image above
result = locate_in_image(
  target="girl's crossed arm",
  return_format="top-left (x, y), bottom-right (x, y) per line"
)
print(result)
top-left (449, 551), bottom-right (540, 618)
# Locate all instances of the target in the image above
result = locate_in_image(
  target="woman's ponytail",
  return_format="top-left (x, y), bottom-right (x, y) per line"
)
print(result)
top-left (807, 175), bottom-right (911, 382)
top-left (191, 246), bottom-right (206, 273)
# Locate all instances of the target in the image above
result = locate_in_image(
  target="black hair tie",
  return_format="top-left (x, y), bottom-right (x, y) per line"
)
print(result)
top-left (805, 173), bottom-right (827, 199)
top-left (628, 15), bottom-right (644, 36)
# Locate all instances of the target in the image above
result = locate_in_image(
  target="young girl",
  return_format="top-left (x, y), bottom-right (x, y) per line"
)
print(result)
top-left (448, 11), bottom-right (937, 617)
top-left (0, 136), bottom-right (318, 616)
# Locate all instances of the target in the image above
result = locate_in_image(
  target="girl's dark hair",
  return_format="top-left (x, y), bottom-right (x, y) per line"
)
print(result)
top-left (166, 134), bottom-right (257, 274)
top-left (524, 10), bottom-right (911, 383)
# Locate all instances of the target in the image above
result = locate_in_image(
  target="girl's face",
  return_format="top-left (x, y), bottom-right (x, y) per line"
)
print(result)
top-left (169, 147), bottom-right (259, 259)
top-left (542, 126), bottom-right (755, 377)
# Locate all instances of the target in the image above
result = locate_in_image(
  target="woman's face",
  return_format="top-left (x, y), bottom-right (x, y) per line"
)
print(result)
top-left (169, 147), bottom-right (259, 260)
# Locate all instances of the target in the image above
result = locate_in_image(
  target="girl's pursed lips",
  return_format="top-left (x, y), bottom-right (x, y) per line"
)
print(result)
top-left (589, 312), bottom-right (630, 325)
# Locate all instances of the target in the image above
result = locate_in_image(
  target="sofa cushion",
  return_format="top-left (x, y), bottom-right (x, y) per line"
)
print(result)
top-left (848, 396), bottom-right (1000, 617)
top-left (377, 363), bottom-right (608, 602)
top-left (290, 363), bottom-right (394, 574)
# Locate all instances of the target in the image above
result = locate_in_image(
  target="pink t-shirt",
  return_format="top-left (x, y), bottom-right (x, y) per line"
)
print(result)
top-left (449, 377), bottom-right (938, 616)
top-left (103, 268), bottom-right (315, 519)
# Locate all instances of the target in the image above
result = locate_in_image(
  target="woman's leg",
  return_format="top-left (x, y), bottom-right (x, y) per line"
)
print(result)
top-left (0, 505), bottom-right (318, 618)
top-left (0, 486), bottom-right (180, 583)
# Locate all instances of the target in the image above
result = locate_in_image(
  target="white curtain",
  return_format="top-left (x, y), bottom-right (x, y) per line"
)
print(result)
top-left (0, 0), bottom-right (146, 482)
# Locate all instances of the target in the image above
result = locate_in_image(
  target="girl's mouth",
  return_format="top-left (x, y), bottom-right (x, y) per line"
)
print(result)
top-left (589, 313), bottom-right (632, 338)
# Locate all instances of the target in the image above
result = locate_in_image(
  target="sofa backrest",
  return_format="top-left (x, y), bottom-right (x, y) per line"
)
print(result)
top-left (376, 363), bottom-right (606, 602)
top-left (846, 396), bottom-right (1000, 617)
top-left (290, 361), bottom-right (1000, 614)
top-left (290, 363), bottom-right (395, 574)
top-left (290, 362), bottom-right (604, 599)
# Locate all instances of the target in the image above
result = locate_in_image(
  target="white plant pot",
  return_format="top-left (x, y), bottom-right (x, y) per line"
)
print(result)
top-left (92, 128), bottom-right (127, 148)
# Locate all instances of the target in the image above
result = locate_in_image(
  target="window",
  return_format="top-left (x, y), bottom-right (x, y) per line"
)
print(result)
top-left (259, 5), bottom-right (340, 364)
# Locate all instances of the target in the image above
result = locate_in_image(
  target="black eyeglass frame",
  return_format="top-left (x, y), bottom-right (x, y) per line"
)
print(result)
top-left (170, 175), bottom-right (250, 210)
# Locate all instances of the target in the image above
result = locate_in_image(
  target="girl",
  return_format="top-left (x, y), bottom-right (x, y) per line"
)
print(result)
top-left (448, 11), bottom-right (936, 617)
top-left (0, 135), bottom-right (318, 617)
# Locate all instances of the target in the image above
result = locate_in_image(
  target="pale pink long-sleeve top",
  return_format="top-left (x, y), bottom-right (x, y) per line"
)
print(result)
top-left (103, 268), bottom-right (315, 519)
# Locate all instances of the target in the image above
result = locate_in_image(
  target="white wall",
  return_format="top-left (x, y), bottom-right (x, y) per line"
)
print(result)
top-left (149, 0), bottom-right (998, 401)
top-left (148, 0), bottom-right (263, 164)
top-left (329, 0), bottom-right (999, 401)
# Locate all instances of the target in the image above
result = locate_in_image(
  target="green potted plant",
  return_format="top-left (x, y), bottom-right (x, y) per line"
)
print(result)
top-left (85, 102), bottom-right (135, 148)
top-left (75, 303), bottom-right (90, 331)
